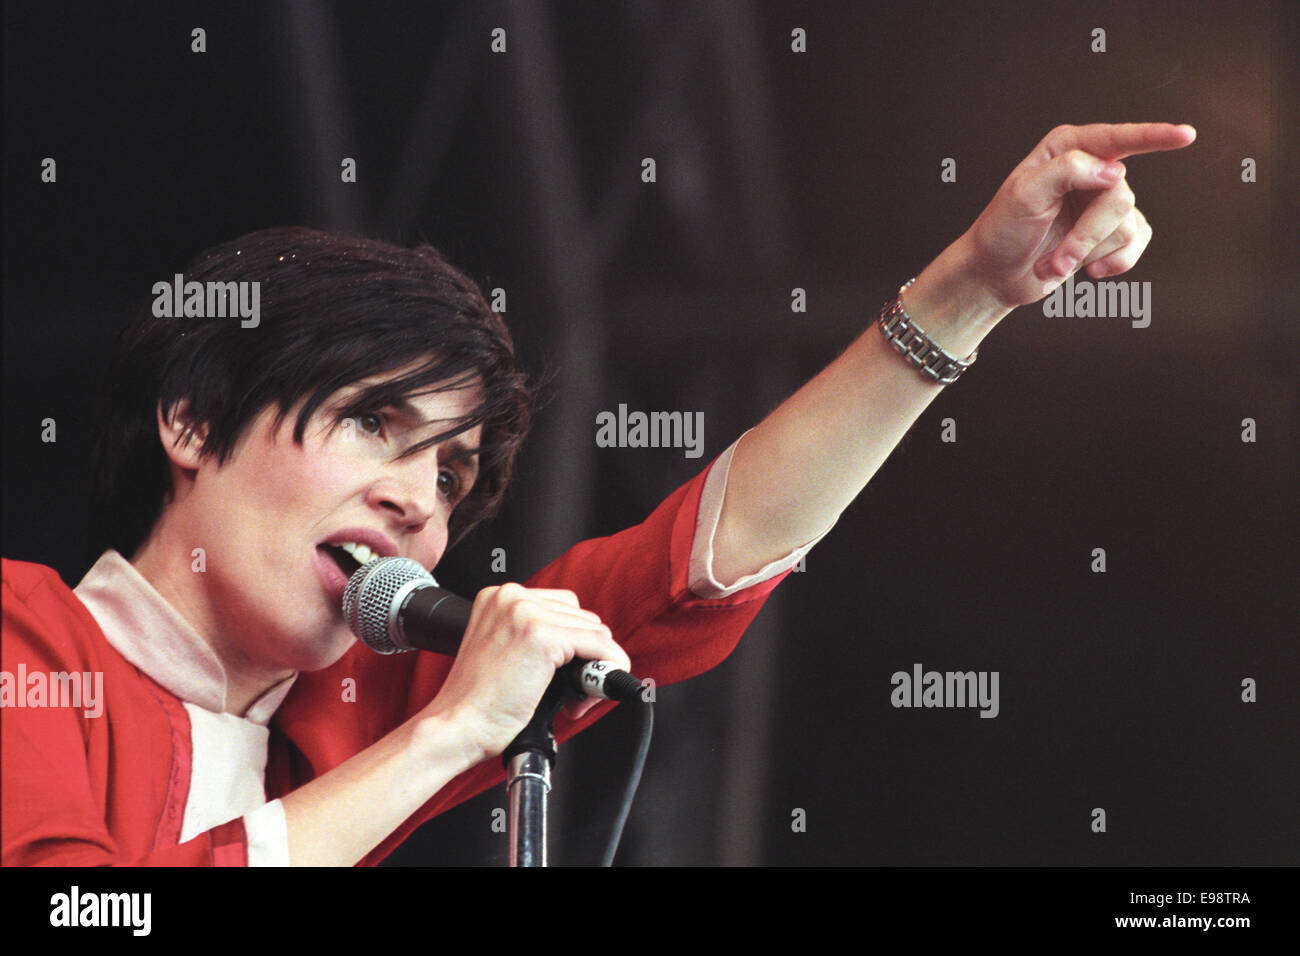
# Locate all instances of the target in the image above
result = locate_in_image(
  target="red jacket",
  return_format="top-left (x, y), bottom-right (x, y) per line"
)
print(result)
top-left (2, 467), bottom-right (786, 865)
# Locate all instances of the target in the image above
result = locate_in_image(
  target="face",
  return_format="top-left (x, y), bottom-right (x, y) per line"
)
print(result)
top-left (152, 373), bottom-right (483, 680)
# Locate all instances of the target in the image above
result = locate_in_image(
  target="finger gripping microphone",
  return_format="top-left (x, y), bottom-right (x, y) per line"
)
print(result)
top-left (342, 556), bottom-right (643, 702)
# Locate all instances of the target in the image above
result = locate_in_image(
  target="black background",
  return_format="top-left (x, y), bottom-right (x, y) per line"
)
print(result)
top-left (3, 0), bottom-right (1296, 877)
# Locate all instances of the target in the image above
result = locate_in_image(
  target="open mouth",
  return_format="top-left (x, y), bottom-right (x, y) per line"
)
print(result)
top-left (320, 543), bottom-right (366, 578)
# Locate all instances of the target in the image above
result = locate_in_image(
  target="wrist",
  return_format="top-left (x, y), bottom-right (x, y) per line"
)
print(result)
top-left (903, 234), bottom-right (1011, 355)
top-left (410, 705), bottom-right (491, 776)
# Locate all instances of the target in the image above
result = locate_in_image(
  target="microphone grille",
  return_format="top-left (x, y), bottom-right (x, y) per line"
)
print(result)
top-left (342, 556), bottom-right (435, 654)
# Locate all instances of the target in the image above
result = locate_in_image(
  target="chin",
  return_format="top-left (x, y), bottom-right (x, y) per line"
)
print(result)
top-left (279, 624), bottom-right (357, 673)
top-left (305, 633), bottom-right (359, 673)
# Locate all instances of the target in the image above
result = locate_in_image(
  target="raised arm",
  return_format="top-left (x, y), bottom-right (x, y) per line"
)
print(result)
top-left (712, 123), bottom-right (1197, 585)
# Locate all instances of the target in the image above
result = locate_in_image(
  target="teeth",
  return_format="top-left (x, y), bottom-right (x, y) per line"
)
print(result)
top-left (338, 542), bottom-right (379, 564)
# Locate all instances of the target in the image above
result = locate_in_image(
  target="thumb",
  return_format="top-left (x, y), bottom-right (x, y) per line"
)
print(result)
top-left (1017, 150), bottom-right (1125, 214)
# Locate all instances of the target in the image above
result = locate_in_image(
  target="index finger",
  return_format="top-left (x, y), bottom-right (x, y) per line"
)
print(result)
top-left (493, 586), bottom-right (585, 607)
top-left (1042, 122), bottom-right (1196, 161)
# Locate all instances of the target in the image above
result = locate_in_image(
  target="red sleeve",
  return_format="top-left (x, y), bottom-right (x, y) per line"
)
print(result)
top-left (277, 459), bottom-right (788, 864)
top-left (530, 460), bottom-right (787, 780)
top-left (2, 560), bottom-right (252, 867)
top-left (526, 458), bottom-right (786, 688)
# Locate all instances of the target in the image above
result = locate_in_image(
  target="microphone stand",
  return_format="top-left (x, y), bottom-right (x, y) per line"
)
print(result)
top-left (501, 676), bottom-right (580, 867)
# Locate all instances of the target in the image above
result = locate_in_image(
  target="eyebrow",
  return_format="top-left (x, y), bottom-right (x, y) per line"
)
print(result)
top-left (383, 396), bottom-right (481, 479)
top-left (441, 437), bottom-right (481, 479)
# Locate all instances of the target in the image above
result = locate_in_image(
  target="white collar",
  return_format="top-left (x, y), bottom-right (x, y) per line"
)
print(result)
top-left (74, 550), bottom-right (296, 724)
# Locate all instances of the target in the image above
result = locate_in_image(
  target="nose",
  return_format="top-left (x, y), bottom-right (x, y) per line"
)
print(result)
top-left (365, 459), bottom-right (446, 548)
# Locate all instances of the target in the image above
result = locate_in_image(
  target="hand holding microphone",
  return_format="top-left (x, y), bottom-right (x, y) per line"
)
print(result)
top-left (343, 557), bottom-right (638, 761)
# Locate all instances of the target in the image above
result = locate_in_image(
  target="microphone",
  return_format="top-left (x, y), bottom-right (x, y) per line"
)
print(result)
top-left (342, 556), bottom-right (644, 702)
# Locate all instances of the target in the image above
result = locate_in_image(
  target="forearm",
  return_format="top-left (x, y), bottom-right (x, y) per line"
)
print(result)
top-left (279, 708), bottom-right (484, 867)
top-left (712, 233), bottom-right (1010, 585)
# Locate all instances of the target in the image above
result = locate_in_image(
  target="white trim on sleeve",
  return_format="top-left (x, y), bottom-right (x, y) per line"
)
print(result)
top-left (688, 430), bottom-right (835, 599)
top-left (245, 799), bottom-right (291, 867)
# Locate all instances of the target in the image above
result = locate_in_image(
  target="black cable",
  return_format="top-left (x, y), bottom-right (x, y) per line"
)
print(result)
top-left (599, 697), bottom-right (654, 867)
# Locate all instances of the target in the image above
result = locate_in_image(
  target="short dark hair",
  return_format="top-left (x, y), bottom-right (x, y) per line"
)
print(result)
top-left (88, 226), bottom-right (534, 561)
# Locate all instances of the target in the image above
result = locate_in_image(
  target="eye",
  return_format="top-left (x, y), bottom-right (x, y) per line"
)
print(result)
top-left (351, 412), bottom-right (386, 438)
top-left (437, 469), bottom-right (462, 500)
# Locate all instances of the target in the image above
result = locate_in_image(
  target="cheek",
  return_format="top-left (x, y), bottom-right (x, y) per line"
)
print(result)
top-left (199, 436), bottom-right (364, 553)
top-left (279, 446), bottom-right (354, 501)
top-left (251, 435), bottom-right (361, 504)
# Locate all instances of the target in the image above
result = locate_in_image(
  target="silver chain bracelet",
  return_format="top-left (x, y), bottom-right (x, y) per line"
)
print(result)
top-left (876, 278), bottom-right (978, 385)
